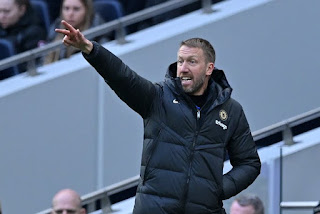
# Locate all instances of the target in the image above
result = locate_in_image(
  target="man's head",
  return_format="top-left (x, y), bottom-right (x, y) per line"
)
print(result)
top-left (0, 0), bottom-right (29, 29)
top-left (51, 189), bottom-right (86, 214)
top-left (177, 38), bottom-right (215, 95)
top-left (314, 202), bottom-right (320, 214)
top-left (230, 194), bottom-right (264, 214)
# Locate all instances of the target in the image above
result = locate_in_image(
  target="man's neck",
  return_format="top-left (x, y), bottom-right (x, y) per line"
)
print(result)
top-left (188, 89), bottom-right (209, 109)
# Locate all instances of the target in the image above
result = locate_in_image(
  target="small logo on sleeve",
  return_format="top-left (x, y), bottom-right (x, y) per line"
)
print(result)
top-left (173, 99), bottom-right (179, 104)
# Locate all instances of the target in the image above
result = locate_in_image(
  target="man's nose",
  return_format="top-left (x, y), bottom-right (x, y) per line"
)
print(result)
top-left (180, 61), bottom-right (188, 71)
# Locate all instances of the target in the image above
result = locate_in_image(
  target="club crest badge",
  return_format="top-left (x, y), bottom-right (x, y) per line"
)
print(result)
top-left (219, 109), bottom-right (228, 121)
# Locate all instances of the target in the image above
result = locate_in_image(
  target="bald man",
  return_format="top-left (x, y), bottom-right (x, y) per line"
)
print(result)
top-left (51, 189), bottom-right (86, 214)
top-left (230, 194), bottom-right (264, 214)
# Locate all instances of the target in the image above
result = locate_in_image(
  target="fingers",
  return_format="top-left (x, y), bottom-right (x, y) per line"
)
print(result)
top-left (55, 28), bottom-right (70, 35)
top-left (55, 20), bottom-right (78, 36)
top-left (61, 20), bottom-right (77, 34)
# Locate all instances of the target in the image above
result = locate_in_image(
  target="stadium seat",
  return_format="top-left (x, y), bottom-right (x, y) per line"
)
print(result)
top-left (0, 39), bottom-right (19, 80)
top-left (93, 0), bottom-right (124, 23)
top-left (30, 0), bottom-right (51, 34)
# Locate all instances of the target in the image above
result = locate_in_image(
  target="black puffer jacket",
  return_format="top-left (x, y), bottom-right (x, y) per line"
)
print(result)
top-left (84, 42), bottom-right (261, 214)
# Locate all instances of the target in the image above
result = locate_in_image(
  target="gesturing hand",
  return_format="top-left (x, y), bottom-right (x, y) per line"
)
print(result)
top-left (55, 20), bottom-right (93, 55)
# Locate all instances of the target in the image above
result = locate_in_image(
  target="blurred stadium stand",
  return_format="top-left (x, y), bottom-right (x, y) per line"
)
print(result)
top-left (0, 0), bottom-right (320, 214)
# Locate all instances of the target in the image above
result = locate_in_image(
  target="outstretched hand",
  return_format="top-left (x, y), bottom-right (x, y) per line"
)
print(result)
top-left (55, 20), bottom-right (93, 54)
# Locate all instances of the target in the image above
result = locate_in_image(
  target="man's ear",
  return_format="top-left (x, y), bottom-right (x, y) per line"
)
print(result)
top-left (206, 62), bottom-right (214, 76)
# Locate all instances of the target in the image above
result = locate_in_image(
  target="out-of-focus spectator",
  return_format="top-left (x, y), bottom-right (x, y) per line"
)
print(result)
top-left (137, 0), bottom-right (224, 33)
top-left (42, 0), bottom-right (62, 22)
top-left (0, 0), bottom-right (47, 54)
top-left (51, 188), bottom-right (86, 214)
top-left (314, 202), bottom-right (320, 214)
top-left (230, 194), bottom-right (264, 214)
top-left (44, 0), bottom-right (108, 64)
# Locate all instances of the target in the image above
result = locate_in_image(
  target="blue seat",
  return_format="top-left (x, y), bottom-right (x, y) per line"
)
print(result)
top-left (0, 39), bottom-right (19, 80)
top-left (93, 0), bottom-right (124, 23)
top-left (30, 0), bottom-right (51, 34)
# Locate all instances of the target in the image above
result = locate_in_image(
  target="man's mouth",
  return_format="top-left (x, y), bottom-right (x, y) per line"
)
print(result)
top-left (180, 77), bottom-right (192, 85)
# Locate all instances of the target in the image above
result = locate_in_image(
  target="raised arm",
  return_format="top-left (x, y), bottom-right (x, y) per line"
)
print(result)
top-left (55, 20), bottom-right (157, 118)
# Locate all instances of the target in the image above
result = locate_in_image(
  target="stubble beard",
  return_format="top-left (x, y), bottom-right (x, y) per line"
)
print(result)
top-left (183, 74), bottom-right (206, 95)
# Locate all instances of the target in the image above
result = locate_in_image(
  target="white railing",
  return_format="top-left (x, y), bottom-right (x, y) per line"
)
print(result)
top-left (0, 0), bottom-right (214, 76)
top-left (36, 106), bottom-right (320, 214)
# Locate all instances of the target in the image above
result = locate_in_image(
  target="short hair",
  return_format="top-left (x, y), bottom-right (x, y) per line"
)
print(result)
top-left (234, 194), bottom-right (264, 214)
top-left (180, 38), bottom-right (216, 64)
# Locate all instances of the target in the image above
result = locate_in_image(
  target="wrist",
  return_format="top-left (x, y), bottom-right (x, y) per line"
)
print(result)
top-left (82, 40), bottom-right (93, 55)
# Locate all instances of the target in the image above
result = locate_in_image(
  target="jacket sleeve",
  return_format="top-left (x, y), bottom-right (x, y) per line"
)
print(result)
top-left (83, 42), bottom-right (156, 118)
top-left (222, 108), bottom-right (261, 199)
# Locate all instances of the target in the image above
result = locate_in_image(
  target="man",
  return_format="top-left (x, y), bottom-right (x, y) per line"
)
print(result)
top-left (56, 20), bottom-right (261, 214)
top-left (0, 0), bottom-right (46, 54)
top-left (314, 202), bottom-right (320, 214)
top-left (51, 189), bottom-right (86, 214)
top-left (230, 194), bottom-right (264, 214)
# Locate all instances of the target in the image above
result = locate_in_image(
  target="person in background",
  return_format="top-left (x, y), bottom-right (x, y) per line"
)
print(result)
top-left (230, 194), bottom-right (264, 214)
top-left (0, 0), bottom-right (46, 54)
top-left (51, 189), bottom-right (86, 214)
top-left (44, 0), bottom-right (108, 64)
top-left (314, 202), bottom-right (320, 214)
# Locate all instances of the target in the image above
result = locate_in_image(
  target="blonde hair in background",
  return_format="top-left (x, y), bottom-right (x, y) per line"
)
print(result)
top-left (45, 0), bottom-right (94, 64)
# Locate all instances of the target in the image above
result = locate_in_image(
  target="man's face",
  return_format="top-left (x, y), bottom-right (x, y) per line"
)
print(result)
top-left (62, 0), bottom-right (86, 29)
top-left (52, 194), bottom-right (84, 214)
top-left (230, 201), bottom-right (256, 214)
top-left (0, 0), bottom-right (25, 29)
top-left (176, 45), bottom-right (213, 95)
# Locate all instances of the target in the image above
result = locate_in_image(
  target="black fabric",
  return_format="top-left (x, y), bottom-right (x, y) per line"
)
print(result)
top-left (83, 42), bottom-right (261, 214)
top-left (188, 88), bottom-right (211, 108)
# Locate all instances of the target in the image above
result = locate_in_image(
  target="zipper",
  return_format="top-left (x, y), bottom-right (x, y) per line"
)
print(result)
top-left (186, 106), bottom-right (201, 184)
top-left (197, 108), bottom-right (201, 120)
top-left (183, 106), bottom-right (201, 212)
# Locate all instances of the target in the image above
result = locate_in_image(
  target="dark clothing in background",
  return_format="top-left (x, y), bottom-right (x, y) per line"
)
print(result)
top-left (83, 42), bottom-right (261, 214)
top-left (0, 6), bottom-right (46, 54)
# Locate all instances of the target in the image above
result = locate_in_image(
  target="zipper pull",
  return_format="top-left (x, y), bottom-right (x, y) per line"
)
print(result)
top-left (196, 105), bottom-right (201, 120)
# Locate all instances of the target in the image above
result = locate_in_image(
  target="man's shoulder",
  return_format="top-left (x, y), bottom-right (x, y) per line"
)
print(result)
top-left (223, 97), bottom-right (243, 111)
